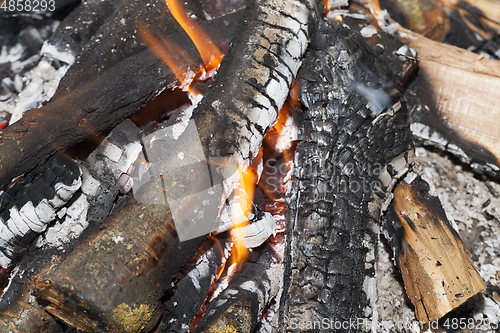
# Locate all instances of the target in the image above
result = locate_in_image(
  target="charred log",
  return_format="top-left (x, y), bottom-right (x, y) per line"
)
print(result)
top-left (191, 243), bottom-right (282, 333)
top-left (0, 0), bottom-right (245, 186)
top-left (32, 0), bottom-right (317, 331)
top-left (279, 19), bottom-right (416, 332)
top-left (159, 236), bottom-right (227, 333)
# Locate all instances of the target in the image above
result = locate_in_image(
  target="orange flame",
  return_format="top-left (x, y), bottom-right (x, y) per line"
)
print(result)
top-left (139, 25), bottom-right (197, 94)
top-left (323, 0), bottom-right (331, 14)
top-left (165, 0), bottom-right (224, 72)
top-left (227, 166), bottom-right (257, 280)
top-left (334, 15), bottom-right (343, 22)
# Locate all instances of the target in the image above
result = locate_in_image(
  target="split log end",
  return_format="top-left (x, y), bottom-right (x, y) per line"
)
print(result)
top-left (384, 171), bottom-right (486, 323)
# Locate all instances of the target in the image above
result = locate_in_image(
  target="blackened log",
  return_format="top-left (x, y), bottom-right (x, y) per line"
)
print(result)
top-left (0, 152), bottom-right (81, 268)
top-left (33, 1), bottom-right (317, 331)
top-left (0, 0), bottom-right (244, 186)
top-left (191, 243), bottom-right (282, 333)
top-left (45, 0), bottom-right (128, 57)
top-left (383, 169), bottom-right (486, 322)
top-left (159, 236), bottom-right (226, 333)
top-left (279, 20), bottom-right (416, 332)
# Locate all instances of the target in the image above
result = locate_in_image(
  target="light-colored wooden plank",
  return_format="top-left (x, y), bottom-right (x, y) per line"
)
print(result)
top-left (399, 27), bottom-right (500, 168)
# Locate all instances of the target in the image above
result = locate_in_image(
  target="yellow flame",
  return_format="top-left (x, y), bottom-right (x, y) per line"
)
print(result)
top-left (334, 15), bottom-right (343, 22)
top-left (227, 166), bottom-right (257, 280)
top-left (139, 24), bottom-right (197, 94)
top-left (165, 0), bottom-right (224, 71)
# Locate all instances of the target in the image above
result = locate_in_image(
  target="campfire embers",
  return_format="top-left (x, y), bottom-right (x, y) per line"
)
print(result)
top-left (1, 0), bottom-right (497, 331)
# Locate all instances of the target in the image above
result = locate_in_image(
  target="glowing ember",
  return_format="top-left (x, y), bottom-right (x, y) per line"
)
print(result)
top-left (323, 0), bottom-right (331, 13)
top-left (335, 15), bottom-right (343, 22)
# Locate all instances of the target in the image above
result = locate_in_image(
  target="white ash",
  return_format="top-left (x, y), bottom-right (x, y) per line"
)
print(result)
top-left (0, 169), bottom-right (82, 268)
top-left (326, 0), bottom-right (350, 9)
top-left (376, 238), bottom-right (420, 333)
top-left (187, 255), bottom-right (212, 293)
top-left (0, 266), bottom-right (20, 303)
top-left (410, 122), bottom-right (472, 165)
top-left (0, 39), bottom-right (74, 125)
top-left (256, 236), bottom-right (286, 333)
top-left (36, 194), bottom-right (89, 249)
top-left (360, 25), bottom-right (378, 38)
top-left (230, 212), bottom-right (276, 249)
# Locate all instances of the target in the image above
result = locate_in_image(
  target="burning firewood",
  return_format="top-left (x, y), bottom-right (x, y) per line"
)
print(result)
top-left (278, 16), bottom-right (417, 331)
top-left (383, 168), bottom-right (486, 323)
top-left (31, 0), bottom-right (317, 331)
top-left (191, 243), bottom-right (282, 333)
top-left (0, 0), bottom-right (244, 186)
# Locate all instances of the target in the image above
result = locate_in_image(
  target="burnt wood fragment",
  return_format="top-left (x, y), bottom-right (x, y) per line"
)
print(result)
top-left (0, 152), bottom-right (81, 268)
top-left (159, 236), bottom-right (226, 333)
top-left (382, 169), bottom-right (486, 322)
top-left (279, 19), bottom-right (416, 332)
top-left (191, 244), bottom-right (281, 333)
top-left (0, 0), bottom-right (244, 186)
top-left (32, 0), bottom-right (316, 331)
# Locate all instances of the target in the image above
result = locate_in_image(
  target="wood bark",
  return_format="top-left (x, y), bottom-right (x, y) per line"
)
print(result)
top-left (399, 27), bottom-right (500, 177)
top-left (32, 1), bottom-right (317, 331)
top-left (279, 19), bottom-right (416, 332)
top-left (191, 243), bottom-right (281, 333)
top-left (0, 0), bottom-right (244, 186)
top-left (383, 169), bottom-right (486, 323)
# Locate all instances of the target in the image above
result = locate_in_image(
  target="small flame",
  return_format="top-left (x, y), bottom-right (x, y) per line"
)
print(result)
top-left (323, 0), bottom-right (331, 13)
top-left (165, 0), bottom-right (224, 72)
top-left (139, 25), bottom-right (197, 94)
top-left (227, 166), bottom-right (257, 280)
top-left (334, 15), bottom-right (343, 22)
top-left (139, 0), bottom-right (225, 97)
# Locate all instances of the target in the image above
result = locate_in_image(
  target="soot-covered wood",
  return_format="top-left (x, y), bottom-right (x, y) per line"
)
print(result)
top-left (0, 0), bottom-right (244, 186)
top-left (279, 19), bottom-right (416, 332)
top-left (31, 1), bottom-right (316, 331)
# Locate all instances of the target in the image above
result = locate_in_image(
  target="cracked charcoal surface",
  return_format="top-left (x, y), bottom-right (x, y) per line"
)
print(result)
top-left (0, 152), bottom-right (81, 267)
top-left (279, 20), bottom-right (414, 332)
